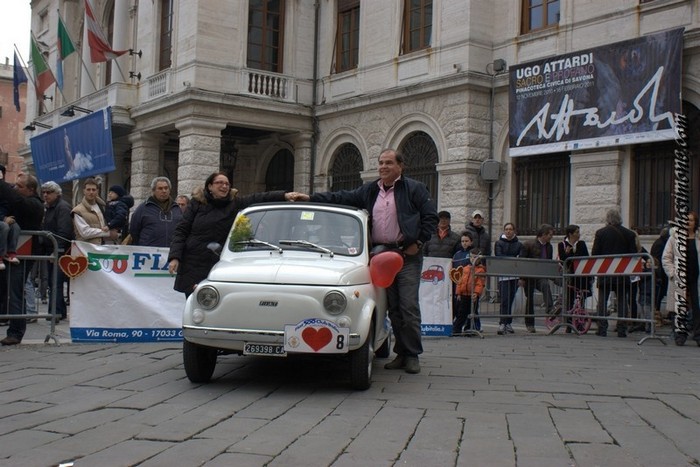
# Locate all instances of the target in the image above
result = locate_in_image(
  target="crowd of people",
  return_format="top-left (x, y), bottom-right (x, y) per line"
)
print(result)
top-left (0, 172), bottom-right (193, 346)
top-left (1, 153), bottom-right (696, 358)
top-left (428, 206), bottom-right (692, 344)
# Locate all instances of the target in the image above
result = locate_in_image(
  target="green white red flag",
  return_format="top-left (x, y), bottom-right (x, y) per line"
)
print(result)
top-left (30, 36), bottom-right (55, 98)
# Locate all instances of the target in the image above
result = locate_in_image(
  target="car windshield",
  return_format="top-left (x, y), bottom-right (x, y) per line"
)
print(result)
top-left (229, 208), bottom-right (363, 256)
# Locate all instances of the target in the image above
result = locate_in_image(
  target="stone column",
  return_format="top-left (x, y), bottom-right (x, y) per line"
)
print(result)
top-left (175, 119), bottom-right (227, 197)
top-left (290, 132), bottom-right (313, 193)
top-left (128, 132), bottom-right (164, 204)
top-left (111, 0), bottom-right (130, 83)
top-left (570, 149), bottom-right (626, 239)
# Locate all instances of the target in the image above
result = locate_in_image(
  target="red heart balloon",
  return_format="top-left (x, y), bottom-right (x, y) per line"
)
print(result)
top-left (369, 251), bottom-right (404, 288)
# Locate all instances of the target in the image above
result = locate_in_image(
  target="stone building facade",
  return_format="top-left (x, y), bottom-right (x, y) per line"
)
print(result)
top-left (0, 58), bottom-right (28, 182)
top-left (21, 0), bottom-right (700, 247)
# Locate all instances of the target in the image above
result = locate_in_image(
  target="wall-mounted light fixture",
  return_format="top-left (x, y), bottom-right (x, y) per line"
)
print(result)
top-left (129, 71), bottom-right (142, 81)
top-left (23, 121), bottom-right (53, 131)
top-left (60, 105), bottom-right (93, 117)
top-left (128, 49), bottom-right (142, 58)
top-left (42, 94), bottom-right (53, 102)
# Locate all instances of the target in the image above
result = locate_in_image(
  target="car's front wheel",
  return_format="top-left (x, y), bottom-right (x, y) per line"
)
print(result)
top-left (350, 322), bottom-right (375, 390)
top-left (183, 340), bottom-right (218, 383)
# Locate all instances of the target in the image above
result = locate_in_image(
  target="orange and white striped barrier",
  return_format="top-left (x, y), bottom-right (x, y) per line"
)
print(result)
top-left (573, 256), bottom-right (643, 276)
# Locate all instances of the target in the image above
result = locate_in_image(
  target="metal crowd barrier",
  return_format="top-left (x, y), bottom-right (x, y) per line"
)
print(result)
top-left (456, 256), bottom-right (563, 339)
top-left (454, 254), bottom-right (665, 345)
top-left (561, 253), bottom-right (663, 346)
top-left (1, 230), bottom-right (60, 344)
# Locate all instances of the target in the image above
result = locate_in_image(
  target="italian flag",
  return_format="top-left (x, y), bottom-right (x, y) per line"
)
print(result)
top-left (31, 36), bottom-right (55, 98)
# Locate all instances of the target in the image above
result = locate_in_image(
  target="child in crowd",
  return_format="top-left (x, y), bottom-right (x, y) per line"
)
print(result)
top-left (452, 231), bottom-right (473, 269)
top-left (105, 185), bottom-right (134, 242)
top-left (454, 248), bottom-right (486, 334)
top-left (451, 231), bottom-right (474, 331)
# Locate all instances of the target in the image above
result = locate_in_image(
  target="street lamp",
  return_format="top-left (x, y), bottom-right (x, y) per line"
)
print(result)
top-left (484, 59), bottom-right (508, 243)
top-left (60, 105), bottom-right (93, 117)
top-left (23, 121), bottom-right (53, 131)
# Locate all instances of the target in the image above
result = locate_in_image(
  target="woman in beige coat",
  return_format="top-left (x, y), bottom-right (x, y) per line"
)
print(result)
top-left (662, 212), bottom-right (700, 346)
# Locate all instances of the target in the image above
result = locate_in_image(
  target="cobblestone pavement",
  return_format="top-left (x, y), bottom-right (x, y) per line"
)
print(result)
top-left (1, 320), bottom-right (699, 467)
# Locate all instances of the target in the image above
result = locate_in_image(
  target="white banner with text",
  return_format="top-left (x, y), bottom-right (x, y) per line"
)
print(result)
top-left (69, 241), bottom-right (185, 342)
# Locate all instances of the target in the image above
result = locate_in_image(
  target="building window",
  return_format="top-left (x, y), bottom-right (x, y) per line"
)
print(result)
top-left (403, 0), bottom-right (432, 53)
top-left (521, 0), bottom-right (559, 34)
top-left (399, 131), bottom-right (438, 199)
top-left (514, 153), bottom-right (570, 235)
top-left (159, 0), bottom-right (174, 71)
top-left (247, 0), bottom-right (285, 73)
top-left (335, 0), bottom-right (360, 73)
top-left (265, 148), bottom-right (294, 192)
top-left (632, 103), bottom-right (699, 234)
top-left (330, 143), bottom-right (363, 191)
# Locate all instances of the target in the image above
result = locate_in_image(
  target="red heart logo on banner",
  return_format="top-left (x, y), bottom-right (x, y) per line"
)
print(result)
top-left (449, 266), bottom-right (464, 284)
top-left (301, 327), bottom-right (333, 352)
top-left (59, 255), bottom-right (89, 278)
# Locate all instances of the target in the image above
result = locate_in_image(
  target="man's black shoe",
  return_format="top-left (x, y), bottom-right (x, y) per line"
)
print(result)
top-left (617, 331), bottom-right (627, 338)
top-left (595, 330), bottom-right (607, 337)
top-left (384, 356), bottom-right (405, 370)
top-left (404, 357), bottom-right (420, 374)
top-left (1, 336), bottom-right (21, 346)
top-left (675, 334), bottom-right (687, 346)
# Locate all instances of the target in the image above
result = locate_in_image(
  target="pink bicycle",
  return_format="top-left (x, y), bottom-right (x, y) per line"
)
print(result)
top-left (545, 287), bottom-right (593, 334)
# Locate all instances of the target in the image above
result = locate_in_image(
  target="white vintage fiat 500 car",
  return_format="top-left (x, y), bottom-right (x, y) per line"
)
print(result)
top-left (182, 202), bottom-right (391, 390)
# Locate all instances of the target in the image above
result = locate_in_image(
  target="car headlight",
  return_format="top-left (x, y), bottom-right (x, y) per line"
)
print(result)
top-left (323, 291), bottom-right (347, 315)
top-left (196, 286), bottom-right (219, 310)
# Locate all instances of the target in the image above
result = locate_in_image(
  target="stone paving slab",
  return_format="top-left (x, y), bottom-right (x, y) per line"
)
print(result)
top-left (0, 320), bottom-right (698, 466)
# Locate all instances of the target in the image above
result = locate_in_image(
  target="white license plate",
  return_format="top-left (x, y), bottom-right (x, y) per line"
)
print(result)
top-left (284, 318), bottom-right (350, 354)
top-left (243, 342), bottom-right (286, 356)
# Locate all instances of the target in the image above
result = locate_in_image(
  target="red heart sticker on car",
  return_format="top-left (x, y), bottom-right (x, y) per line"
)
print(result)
top-left (302, 327), bottom-right (333, 352)
top-left (59, 255), bottom-right (89, 278)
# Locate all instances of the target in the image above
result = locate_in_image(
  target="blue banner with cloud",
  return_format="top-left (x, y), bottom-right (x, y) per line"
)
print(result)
top-left (30, 107), bottom-right (116, 183)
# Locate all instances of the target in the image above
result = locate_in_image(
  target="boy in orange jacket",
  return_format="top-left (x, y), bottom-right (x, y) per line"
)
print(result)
top-left (453, 248), bottom-right (486, 334)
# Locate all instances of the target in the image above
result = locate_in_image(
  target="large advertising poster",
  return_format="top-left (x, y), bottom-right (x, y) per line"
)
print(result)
top-left (509, 28), bottom-right (683, 157)
top-left (30, 107), bottom-right (116, 183)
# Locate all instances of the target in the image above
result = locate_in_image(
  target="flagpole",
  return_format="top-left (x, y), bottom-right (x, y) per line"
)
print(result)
top-left (13, 43), bottom-right (46, 114)
top-left (113, 60), bottom-right (128, 82)
top-left (14, 44), bottom-right (39, 96)
top-left (57, 10), bottom-right (98, 92)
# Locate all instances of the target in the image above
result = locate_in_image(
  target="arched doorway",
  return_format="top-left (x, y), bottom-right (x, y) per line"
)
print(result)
top-left (398, 131), bottom-right (438, 199)
top-left (265, 149), bottom-right (294, 192)
top-left (330, 143), bottom-right (363, 191)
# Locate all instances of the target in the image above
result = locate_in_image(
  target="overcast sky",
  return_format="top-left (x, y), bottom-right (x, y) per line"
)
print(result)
top-left (1, 2), bottom-right (31, 65)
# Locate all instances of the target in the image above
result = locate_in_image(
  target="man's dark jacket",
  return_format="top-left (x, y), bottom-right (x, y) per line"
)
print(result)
top-left (592, 224), bottom-right (637, 256)
top-left (0, 181), bottom-right (44, 254)
top-left (43, 197), bottom-right (74, 253)
top-left (310, 176), bottom-right (438, 247)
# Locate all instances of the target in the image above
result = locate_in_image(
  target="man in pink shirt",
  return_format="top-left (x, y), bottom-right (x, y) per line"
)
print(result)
top-left (311, 149), bottom-right (438, 374)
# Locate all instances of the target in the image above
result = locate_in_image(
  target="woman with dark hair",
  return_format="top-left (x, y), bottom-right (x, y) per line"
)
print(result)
top-left (662, 211), bottom-right (700, 346)
top-left (167, 172), bottom-right (308, 296)
top-left (495, 222), bottom-right (522, 335)
top-left (558, 224), bottom-right (591, 332)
